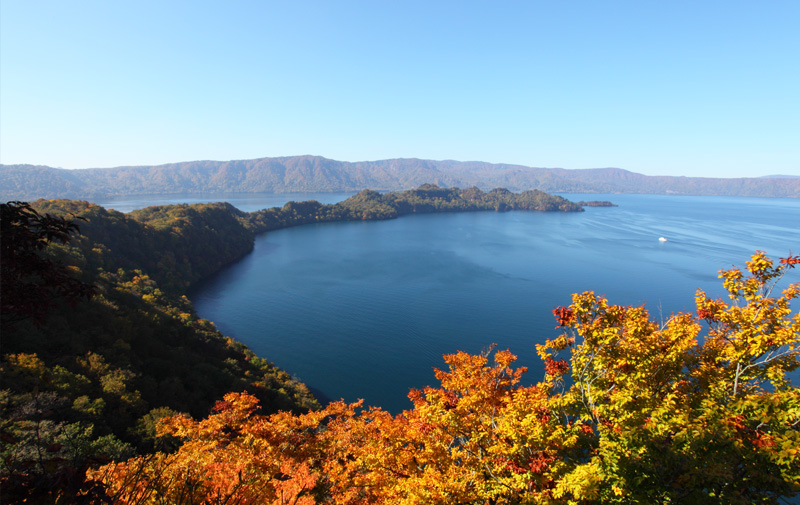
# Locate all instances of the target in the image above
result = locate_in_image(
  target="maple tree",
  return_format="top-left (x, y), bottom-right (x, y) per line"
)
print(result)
top-left (89, 251), bottom-right (800, 504)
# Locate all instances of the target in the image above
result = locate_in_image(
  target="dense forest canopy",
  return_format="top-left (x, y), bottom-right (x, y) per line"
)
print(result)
top-left (3, 156), bottom-right (799, 200)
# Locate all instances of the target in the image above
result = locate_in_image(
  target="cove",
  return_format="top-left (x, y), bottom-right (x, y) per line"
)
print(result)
top-left (189, 194), bottom-right (800, 413)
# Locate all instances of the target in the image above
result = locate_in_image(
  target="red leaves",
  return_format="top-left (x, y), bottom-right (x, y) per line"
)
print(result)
top-left (536, 406), bottom-right (552, 425)
top-left (495, 457), bottom-right (526, 475)
top-left (213, 400), bottom-right (234, 412)
top-left (495, 452), bottom-right (554, 476)
top-left (553, 306), bottom-right (575, 327)
top-left (726, 414), bottom-right (746, 431)
top-left (417, 421), bottom-right (436, 436)
top-left (527, 452), bottom-right (554, 474)
top-left (544, 359), bottom-right (569, 377)
top-left (753, 432), bottom-right (777, 450)
top-left (442, 390), bottom-right (459, 410)
top-left (407, 388), bottom-right (426, 406)
top-left (725, 414), bottom-right (780, 451)
top-left (697, 307), bottom-right (717, 321)
top-left (779, 255), bottom-right (800, 267)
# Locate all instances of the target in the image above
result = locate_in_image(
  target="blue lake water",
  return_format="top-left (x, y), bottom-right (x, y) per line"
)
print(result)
top-left (182, 194), bottom-right (800, 413)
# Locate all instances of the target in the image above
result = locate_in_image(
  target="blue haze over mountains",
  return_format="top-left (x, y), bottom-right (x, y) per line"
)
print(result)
top-left (2, 156), bottom-right (799, 200)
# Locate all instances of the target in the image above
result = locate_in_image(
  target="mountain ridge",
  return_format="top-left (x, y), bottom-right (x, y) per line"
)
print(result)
top-left (2, 156), bottom-right (799, 199)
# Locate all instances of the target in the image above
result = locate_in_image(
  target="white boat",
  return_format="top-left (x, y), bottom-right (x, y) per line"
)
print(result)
top-left (659, 237), bottom-right (668, 242)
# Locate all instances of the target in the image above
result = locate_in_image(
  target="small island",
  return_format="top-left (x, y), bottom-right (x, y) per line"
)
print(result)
top-left (246, 184), bottom-right (614, 233)
top-left (576, 200), bottom-right (618, 207)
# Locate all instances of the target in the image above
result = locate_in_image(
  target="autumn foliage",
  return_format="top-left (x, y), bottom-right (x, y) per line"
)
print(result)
top-left (90, 252), bottom-right (800, 504)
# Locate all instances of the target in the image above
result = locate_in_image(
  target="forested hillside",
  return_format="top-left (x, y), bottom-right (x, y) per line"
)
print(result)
top-left (0, 200), bottom-right (315, 502)
top-left (1, 185), bottom-right (588, 502)
top-left (3, 156), bottom-right (799, 200)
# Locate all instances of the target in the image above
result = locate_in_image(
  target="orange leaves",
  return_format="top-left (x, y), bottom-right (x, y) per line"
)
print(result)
top-left (493, 348), bottom-right (519, 371)
top-left (93, 392), bottom-right (354, 504)
top-left (752, 432), bottom-right (777, 451)
top-left (696, 306), bottom-right (717, 321)
top-left (271, 461), bottom-right (319, 505)
top-left (553, 306), bottom-right (575, 327)
top-left (406, 388), bottom-right (427, 407)
top-left (212, 398), bottom-right (234, 412)
top-left (780, 255), bottom-right (800, 267)
top-left (695, 290), bottom-right (726, 323)
top-left (430, 348), bottom-right (527, 415)
top-left (320, 348), bottom-right (562, 503)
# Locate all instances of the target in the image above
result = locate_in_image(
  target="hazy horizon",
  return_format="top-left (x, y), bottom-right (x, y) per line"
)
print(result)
top-left (3, 155), bottom-right (798, 180)
top-left (1, 2), bottom-right (798, 178)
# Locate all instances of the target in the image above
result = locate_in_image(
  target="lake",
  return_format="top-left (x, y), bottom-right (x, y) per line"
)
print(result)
top-left (173, 193), bottom-right (800, 413)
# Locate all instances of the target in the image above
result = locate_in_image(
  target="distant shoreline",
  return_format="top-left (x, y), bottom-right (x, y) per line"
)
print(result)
top-left (3, 155), bottom-right (799, 200)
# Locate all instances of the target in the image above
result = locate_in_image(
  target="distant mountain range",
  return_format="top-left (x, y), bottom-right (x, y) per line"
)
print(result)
top-left (2, 156), bottom-right (799, 200)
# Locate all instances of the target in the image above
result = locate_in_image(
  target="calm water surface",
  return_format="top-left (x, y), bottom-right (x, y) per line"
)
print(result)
top-left (188, 194), bottom-right (800, 412)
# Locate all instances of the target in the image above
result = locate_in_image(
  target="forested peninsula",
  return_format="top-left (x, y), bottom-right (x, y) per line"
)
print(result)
top-left (1, 185), bottom-right (589, 501)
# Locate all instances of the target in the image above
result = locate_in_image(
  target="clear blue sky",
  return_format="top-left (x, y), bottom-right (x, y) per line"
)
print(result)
top-left (1, 1), bottom-right (798, 177)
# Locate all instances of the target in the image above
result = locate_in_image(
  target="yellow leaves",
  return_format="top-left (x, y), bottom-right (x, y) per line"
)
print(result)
top-left (746, 250), bottom-right (779, 281)
top-left (699, 253), bottom-right (800, 399)
top-left (720, 250), bottom-right (798, 304)
top-left (4, 353), bottom-right (47, 377)
top-left (538, 335), bottom-right (576, 365)
top-left (155, 412), bottom-right (196, 439)
top-left (785, 283), bottom-right (800, 302)
top-left (553, 462), bottom-right (602, 502)
top-left (720, 267), bottom-right (745, 300)
top-left (696, 289), bottom-right (728, 322)
top-left (321, 349), bottom-right (564, 503)
top-left (558, 291), bottom-right (702, 424)
top-left (494, 349), bottom-right (517, 370)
